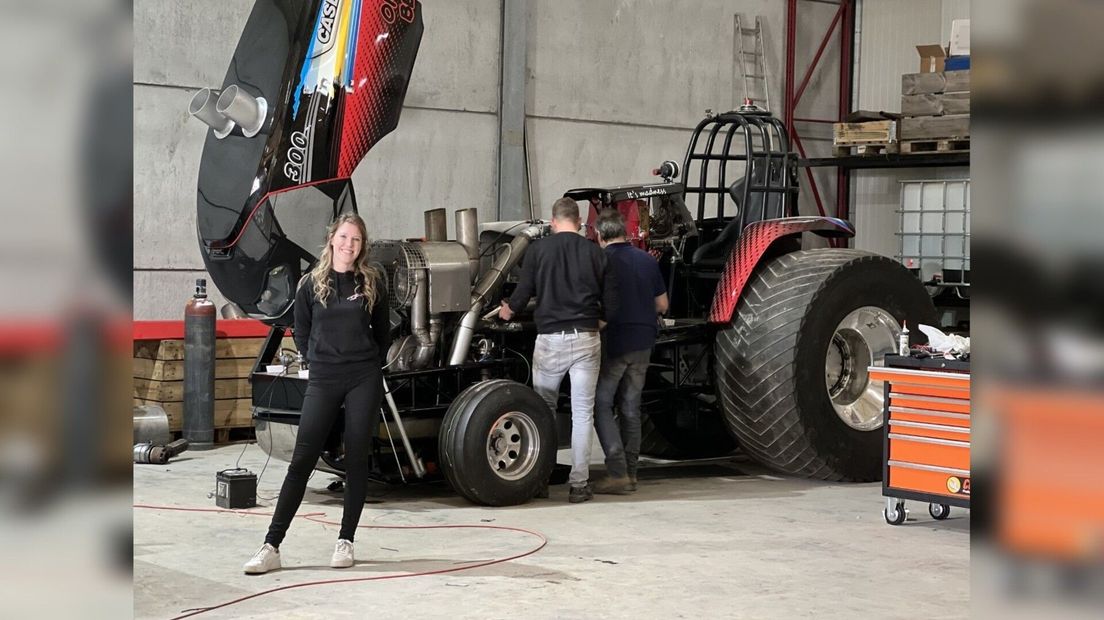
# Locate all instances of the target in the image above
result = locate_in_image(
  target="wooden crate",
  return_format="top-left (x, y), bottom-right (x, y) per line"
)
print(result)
top-left (133, 336), bottom-right (294, 361)
top-left (901, 69), bottom-right (970, 96)
top-left (132, 334), bottom-right (295, 435)
top-left (900, 114), bottom-right (970, 141)
top-left (132, 397), bottom-right (254, 431)
top-left (901, 92), bottom-right (970, 117)
top-left (132, 357), bottom-right (258, 381)
top-left (833, 120), bottom-right (897, 146)
top-left (133, 377), bottom-right (253, 401)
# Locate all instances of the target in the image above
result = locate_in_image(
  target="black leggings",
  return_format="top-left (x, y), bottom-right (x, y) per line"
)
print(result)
top-left (266, 364), bottom-right (383, 546)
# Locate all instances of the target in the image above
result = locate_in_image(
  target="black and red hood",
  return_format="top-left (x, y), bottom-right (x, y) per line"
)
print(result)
top-left (193, 0), bottom-right (422, 323)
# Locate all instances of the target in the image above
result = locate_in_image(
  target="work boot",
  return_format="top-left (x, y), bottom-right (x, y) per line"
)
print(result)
top-left (591, 475), bottom-right (632, 495)
top-left (243, 543), bottom-right (281, 574)
top-left (568, 485), bottom-right (593, 504)
top-left (330, 539), bottom-right (355, 568)
top-left (626, 453), bottom-right (639, 492)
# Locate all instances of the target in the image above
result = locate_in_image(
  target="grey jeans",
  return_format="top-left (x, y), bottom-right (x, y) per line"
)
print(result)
top-left (531, 331), bottom-right (601, 488)
top-left (594, 347), bottom-right (651, 478)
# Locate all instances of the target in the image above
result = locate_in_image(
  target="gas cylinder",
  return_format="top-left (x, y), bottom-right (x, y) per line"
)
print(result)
top-left (184, 278), bottom-right (216, 449)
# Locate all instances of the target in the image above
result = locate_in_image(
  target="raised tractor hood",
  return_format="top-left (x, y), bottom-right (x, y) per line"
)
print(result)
top-left (189, 0), bottom-right (423, 324)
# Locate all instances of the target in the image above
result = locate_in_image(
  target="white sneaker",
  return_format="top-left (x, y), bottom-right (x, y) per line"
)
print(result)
top-left (330, 539), bottom-right (355, 568)
top-left (243, 543), bottom-right (281, 574)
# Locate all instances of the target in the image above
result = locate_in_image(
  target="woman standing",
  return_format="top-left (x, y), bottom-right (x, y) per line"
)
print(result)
top-left (244, 213), bottom-right (390, 574)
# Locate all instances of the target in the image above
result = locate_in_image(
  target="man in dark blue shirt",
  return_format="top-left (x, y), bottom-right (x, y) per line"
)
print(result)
top-left (592, 210), bottom-right (668, 493)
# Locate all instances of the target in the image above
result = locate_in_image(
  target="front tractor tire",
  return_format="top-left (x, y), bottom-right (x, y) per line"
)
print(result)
top-left (439, 379), bottom-right (557, 506)
top-left (715, 249), bottom-right (936, 481)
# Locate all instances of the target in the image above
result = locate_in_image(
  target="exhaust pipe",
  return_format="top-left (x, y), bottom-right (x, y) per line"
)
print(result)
top-left (449, 223), bottom-right (546, 365)
top-left (409, 269), bottom-right (440, 369)
top-left (188, 88), bottom-right (234, 138)
top-left (215, 85), bottom-right (268, 137)
top-left (423, 208), bottom-right (447, 242)
top-left (455, 208), bottom-right (480, 282)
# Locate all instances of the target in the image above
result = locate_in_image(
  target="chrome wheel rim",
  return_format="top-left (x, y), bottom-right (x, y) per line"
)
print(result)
top-left (824, 306), bottom-right (900, 431)
top-left (486, 411), bottom-right (540, 481)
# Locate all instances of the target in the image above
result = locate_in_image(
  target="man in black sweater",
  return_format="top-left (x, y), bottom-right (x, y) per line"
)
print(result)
top-left (499, 197), bottom-right (617, 503)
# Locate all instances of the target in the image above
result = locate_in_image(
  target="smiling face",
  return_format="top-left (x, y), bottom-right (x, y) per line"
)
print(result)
top-left (330, 221), bottom-right (364, 272)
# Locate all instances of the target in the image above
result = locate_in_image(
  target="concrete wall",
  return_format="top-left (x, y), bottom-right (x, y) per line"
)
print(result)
top-left (134, 0), bottom-right (841, 319)
top-left (851, 0), bottom-right (971, 258)
top-left (133, 0), bottom-right (500, 318)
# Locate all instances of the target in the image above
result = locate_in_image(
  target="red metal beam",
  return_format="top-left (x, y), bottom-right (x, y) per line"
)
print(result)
top-left (790, 131), bottom-right (827, 218)
top-left (785, 0), bottom-right (855, 234)
top-left (793, 1), bottom-right (846, 109)
top-left (784, 0), bottom-right (797, 129)
top-left (133, 319), bottom-right (275, 340)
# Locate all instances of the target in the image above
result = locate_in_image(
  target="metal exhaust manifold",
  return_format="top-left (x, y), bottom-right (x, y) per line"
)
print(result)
top-left (188, 85), bottom-right (268, 139)
top-left (215, 85), bottom-right (268, 137)
top-left (188, 88), bottom-right (234, 138)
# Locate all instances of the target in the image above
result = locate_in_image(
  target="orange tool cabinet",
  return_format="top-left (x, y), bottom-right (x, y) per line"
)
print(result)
top-left (869, 356), bottom-right (970, 525)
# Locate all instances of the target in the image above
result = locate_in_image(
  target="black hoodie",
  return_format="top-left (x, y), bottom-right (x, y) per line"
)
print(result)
top-left (293, 270), bottom-right (390, 369)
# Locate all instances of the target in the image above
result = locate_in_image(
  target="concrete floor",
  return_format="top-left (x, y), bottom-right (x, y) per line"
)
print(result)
top-left (135, 445), bottom-right (969, 619)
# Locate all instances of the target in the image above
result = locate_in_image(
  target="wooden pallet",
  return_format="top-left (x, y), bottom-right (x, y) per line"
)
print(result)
top-left (133, 377), bottom-right (254, 402)
top-left (134, 336), bottom-right (295, 361)
top-left (833, 142), bottom-right (900, 157)
top-left (216, 426), bottom-right (256, 444)
top-left (900, 138), bottom-right (970, 154)
top-left (132, 357), bottom-right (258, 381)
top-left (133, 397), bottom-right (255, 431)
top-left (170, 426), bottom-right (257, 444)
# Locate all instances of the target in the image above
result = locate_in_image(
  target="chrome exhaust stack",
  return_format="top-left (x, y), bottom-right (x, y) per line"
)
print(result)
top-left (215, 85), bottom-right (268, 137)
top-left (455, 208), bottom-right (480, 282)
top-left (408, 269), bottom-right (439, 369)
top-left (424, 208), bottom-right (447, 242)
top-left (188, 88), bottom-right (234, 138)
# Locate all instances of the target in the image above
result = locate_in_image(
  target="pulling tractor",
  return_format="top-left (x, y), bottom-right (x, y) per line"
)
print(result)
top-left (187, 0), bottom-right (934, 506)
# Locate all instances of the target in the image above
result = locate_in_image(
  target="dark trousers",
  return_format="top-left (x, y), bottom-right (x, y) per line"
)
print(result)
top-left (266, 363), bottom-right (382, 546)
top-left (594, 347), bottom-right (651, 478)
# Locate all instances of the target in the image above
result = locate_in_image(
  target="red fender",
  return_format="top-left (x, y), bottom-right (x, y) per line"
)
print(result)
top-left (707, 217), bottom-right (855, 324)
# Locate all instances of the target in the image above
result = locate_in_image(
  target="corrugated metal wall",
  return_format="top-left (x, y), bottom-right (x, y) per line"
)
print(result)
top-left (851, 0), bottom-right (969, 258)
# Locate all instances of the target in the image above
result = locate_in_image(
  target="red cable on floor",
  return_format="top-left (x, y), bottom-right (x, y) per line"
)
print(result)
top-left (133, 504), bottom-right (549, 619)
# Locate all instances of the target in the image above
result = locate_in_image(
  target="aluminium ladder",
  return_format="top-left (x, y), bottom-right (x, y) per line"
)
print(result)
top-left (733, 14), bottom-right (771, 112)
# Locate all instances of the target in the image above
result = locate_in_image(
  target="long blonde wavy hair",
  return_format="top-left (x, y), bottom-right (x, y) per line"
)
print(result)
top-left (307, 213), bottom-right (383, 309)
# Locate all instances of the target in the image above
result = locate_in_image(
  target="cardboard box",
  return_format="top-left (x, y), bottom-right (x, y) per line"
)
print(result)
top-left (917, 44), bottom-right (947, 73)
top-left (950, 19), bottom-right (970, 56)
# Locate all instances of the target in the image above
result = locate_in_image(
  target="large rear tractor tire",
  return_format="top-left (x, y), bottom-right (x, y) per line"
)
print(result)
top-left (439, 379), bottom-right (557, 506)
top-left (715, 249), bottom-right (936, 481)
